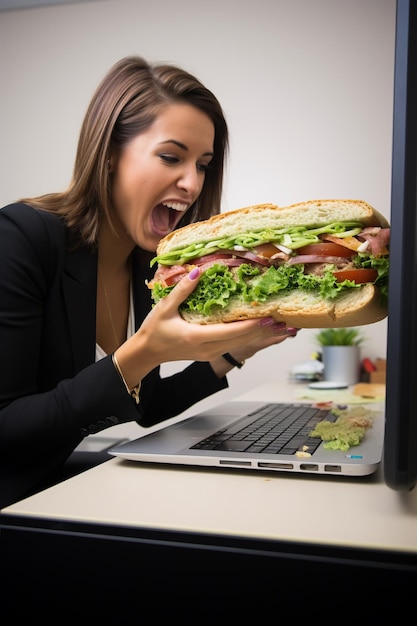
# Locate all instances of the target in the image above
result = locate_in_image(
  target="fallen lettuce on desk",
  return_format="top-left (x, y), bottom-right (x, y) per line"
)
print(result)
top-left (308, 405), bottom-right (377, 451)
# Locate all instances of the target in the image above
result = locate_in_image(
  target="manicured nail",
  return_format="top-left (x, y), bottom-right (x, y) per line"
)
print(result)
top-left (258, 317), bottom-right (275, 326)
top-left (188, 267), bottom-right (200, 280)
top-left (286, 327), bottom-right (299, 337)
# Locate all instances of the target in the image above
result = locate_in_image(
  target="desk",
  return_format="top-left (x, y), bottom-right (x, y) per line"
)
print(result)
top-left (1, 382), bottom-right (417, 620)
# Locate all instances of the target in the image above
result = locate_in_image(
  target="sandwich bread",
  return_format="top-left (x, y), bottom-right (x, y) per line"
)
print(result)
top-left (150, 199), bottom-right (390, 328)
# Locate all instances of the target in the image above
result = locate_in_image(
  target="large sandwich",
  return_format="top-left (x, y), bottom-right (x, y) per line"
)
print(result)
top-left (148, 199), bottom-right (390, 328)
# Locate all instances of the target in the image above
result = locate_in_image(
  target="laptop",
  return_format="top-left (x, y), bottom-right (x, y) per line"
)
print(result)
top-left (109, 398), bottom-right (385, 477)
top-left (112, 3), bottom-right (417, 488)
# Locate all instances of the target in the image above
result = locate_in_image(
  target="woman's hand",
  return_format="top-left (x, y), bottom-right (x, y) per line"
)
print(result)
top-left (115, 267), bottom-right (299, 387)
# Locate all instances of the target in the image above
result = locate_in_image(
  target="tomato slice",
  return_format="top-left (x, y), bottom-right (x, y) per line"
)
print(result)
top-left (333, 268), bottom-right (378, 284)
top-left (297, 242), bottom-right (354, 257)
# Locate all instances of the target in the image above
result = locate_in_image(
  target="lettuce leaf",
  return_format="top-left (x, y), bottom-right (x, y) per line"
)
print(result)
top-left (152, 259), bottom-right (388, 316)
top-left (354, 253), bottom-right (390, 302)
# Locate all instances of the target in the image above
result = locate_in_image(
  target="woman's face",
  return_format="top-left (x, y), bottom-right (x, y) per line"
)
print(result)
top-left (110, 102), bottom-right (215, 252)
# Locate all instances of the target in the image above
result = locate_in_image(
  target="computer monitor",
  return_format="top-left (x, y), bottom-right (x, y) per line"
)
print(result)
top-left (384, 0), bottom-right (417, 490)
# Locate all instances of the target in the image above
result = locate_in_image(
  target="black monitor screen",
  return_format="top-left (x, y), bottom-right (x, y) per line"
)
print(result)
top-left (384, 0), bottom-right (417, 490)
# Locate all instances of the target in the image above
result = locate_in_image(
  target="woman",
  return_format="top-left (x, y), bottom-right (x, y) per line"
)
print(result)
top-left (0, 56), bottom-right (297, 508)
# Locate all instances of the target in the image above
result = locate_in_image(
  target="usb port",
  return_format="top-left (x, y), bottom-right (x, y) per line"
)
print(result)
top-left (325, 464), bottom-right (342, 472)
top-left (300, 464), bottom-right (319, 471)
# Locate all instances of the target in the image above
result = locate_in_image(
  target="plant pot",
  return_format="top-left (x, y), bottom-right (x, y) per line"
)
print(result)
top-left (322, 345), bottom-right (361, 386)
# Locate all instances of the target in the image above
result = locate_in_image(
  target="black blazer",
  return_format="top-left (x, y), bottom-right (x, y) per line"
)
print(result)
top-left (0, 203), bottom-right (227, 506)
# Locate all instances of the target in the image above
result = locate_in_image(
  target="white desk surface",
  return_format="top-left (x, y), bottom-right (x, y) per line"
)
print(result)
top-left (2, 382), bottom-right (417, 555)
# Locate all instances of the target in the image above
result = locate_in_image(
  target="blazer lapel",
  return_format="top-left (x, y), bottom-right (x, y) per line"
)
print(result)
top-left (63, 246), bottom-right (97, 372)
top-left (132, 248), bottom-right (155, 330)
top-left (60, 247), bottom-right (153, 372)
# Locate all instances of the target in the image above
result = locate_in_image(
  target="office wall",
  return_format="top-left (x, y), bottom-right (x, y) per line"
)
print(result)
top-left (0, 0), bottom-right (395, 397)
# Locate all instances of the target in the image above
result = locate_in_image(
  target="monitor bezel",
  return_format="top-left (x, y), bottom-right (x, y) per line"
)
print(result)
top-left (384, 0), bottom-right (417, 491)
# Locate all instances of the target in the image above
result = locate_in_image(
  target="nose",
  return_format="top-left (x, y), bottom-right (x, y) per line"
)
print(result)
top-left (176, 165), bottom-right (202, 197)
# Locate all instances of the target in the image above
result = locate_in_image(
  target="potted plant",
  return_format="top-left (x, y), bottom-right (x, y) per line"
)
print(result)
top-left (315, 327), bottom-right (365, 385)
top-left (315, 327), bottom-right (364, 348)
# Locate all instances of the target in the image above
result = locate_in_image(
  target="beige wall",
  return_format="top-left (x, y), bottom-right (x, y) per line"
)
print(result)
top-left (0, 0), bottom-right (395, 400)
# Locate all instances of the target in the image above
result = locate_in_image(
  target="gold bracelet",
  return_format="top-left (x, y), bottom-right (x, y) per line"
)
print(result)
top-left (112, 353), bottom-right (141, 405)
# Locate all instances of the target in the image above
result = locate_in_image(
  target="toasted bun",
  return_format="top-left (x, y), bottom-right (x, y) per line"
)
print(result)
top-left (157, 199), bottom-right (389, 256)
top-left (181, 283), bottom-right (386, 328)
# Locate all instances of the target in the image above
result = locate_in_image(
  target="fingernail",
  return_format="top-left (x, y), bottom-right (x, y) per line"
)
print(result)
top-left (286, 327), bottom-right (299, 337)
top-left (258, 317), bottom-right (275, 326)
top-left (188, 267), bottom-right (200, 280)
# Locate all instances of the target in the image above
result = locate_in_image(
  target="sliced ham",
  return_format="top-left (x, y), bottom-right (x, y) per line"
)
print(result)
top-left (151, 226), bottom-right (390, 289)
top-left (150, 264), bottom-right (191, 287)
top-left (357, 227), bottom-right (390, 256)
top-left (150, 254), bottom-right (264, 288)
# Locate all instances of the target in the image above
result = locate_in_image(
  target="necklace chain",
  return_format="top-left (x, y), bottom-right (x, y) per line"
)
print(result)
top-left (98, 267), bottom-right (120, 351)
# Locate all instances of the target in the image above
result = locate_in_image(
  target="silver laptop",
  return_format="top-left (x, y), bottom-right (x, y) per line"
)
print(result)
top-left (109, 399), bottom-right (384, 477)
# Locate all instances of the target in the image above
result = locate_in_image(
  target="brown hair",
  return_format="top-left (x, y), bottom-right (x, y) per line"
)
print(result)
top-left (22, 56), bottom-right (228, 247)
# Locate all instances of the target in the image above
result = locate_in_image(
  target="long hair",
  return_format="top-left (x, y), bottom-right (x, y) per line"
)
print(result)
top-left (21, 56), bottom-right (228, 247)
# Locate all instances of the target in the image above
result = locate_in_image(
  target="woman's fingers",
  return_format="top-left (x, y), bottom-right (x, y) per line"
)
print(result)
top-left (148, 267), bottom-right (301, 362)
top-left (163, 267), bottom-right (201, 307)
top-left (160, 268), bottom-right (293, 340)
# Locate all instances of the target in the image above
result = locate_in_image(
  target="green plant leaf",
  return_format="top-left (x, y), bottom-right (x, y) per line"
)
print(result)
top-left (314, 327), bottom-right (365, 346)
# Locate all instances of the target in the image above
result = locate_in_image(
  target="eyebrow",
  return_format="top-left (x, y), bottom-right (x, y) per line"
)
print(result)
top-left (159, 139), bottom-right (214, 158)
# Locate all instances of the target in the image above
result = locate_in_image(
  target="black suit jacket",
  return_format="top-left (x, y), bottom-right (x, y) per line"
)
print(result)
top-left (0, 203), bottom-right (227, 506)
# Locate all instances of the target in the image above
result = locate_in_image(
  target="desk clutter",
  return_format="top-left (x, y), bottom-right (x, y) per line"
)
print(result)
top-left (353, 382), bottom-right (386, 399)
top-left (364, 358), bottom-right (387, 385)
top-left (295, 384), bottom-right (385, 404)
top-left (290, 355), bottom-right (386, 386)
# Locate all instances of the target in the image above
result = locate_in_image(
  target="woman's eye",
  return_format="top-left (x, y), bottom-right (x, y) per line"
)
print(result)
top-left (159, 153), bottom-right (211, 173)
top-left (159, 154), bottom-right (179, 164)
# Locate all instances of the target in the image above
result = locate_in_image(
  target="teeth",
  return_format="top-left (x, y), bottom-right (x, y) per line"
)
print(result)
top-left (162, 201), bottom-right (187, 212)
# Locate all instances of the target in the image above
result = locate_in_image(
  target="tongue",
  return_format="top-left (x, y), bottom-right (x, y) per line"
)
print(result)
top-left (152, 204), bottom-right (172, 236)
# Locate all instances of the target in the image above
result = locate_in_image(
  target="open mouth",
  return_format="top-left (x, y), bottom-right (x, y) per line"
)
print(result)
top-left (151, 202), bottom-right (188, 237)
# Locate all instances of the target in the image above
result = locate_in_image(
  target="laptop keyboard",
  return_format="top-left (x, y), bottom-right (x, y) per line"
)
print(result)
top-left (191, 403), bottom-right (335, 455)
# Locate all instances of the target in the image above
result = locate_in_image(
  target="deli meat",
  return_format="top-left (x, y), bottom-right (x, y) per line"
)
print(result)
top-left (358, 227), bottom-right (390, 255)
